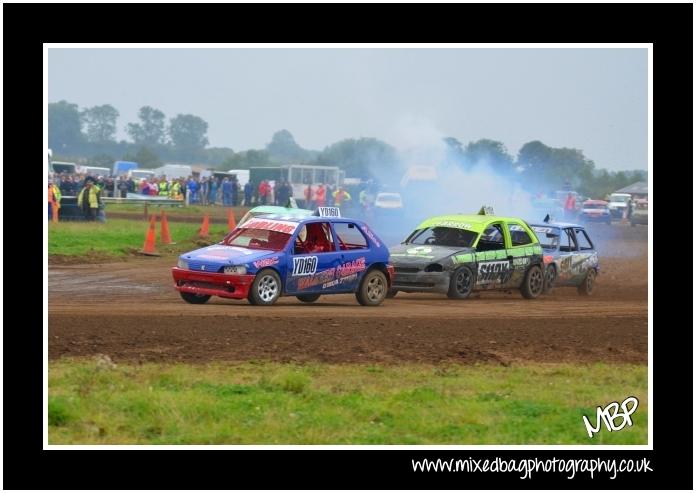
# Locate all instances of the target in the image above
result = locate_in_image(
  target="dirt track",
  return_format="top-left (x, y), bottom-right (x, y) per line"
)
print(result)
top-left (48, 225), bottom-right (648, 365)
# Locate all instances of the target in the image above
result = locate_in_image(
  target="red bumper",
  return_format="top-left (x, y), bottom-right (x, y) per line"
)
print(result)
top-left (386, 264), bottom-right (395, 287)
top-left (172, 267), bottom-right (255, 300)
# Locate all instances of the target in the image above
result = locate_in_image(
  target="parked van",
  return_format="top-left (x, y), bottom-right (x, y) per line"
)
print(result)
top-left (607, 192), bottom-right (632, 219)
top-left (227, 169), bottom-right (250, 187)
top-left (51, 161), bottom-right (78, 174)
top-left (82, 166), bottom-right (111, 177)
top-left (128, 169), bottom-right (156, 182)
top-left (113, 160), bottom-right (139, 176)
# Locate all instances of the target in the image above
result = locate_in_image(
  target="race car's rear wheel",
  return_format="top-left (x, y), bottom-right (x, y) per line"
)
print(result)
top-left (521, 264), bottom-right (544, 299)
top-left (355, 269), bottom-right (387, 306)
top-left (180, 291), bottom-right (211, 304)
top-left (248, 269), bottom-right (282, 306)
top-left (386, 289), bottom-right (398, 298)
top-left (577, 268), bottom-right (596, 296)
top-left (542, 264), bottom-right (557, 295)
top-left (447, 266), bottom-right (474, 299)
top-left (296, 294), bottom-right (320, 303)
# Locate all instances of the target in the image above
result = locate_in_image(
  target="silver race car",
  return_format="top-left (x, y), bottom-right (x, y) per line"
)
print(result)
top-left (529, 216), bottom-right (600, 295)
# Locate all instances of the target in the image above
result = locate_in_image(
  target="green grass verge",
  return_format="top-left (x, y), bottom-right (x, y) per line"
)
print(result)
top-left (105, 203), bottom-right (249, 217)
top-left (48, 360), bottom-right (648, 445)
top-left (48, 219), bottom-right (229, 259)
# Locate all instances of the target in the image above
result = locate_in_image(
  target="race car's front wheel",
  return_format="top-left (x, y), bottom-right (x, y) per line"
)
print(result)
top-left (180, 291), bottom-right (211, 304)
top-left (447, 266), bottom-right (473, 299)
top-left (521, 265), bottom-right (544, 299)
top-left (578, 268), bottom-right (596, 296)
top-left (355, 269), bottom-right (388, 306)
top-left (542, 264), bottom-right (557, 295)
top-left (296, 294), bottom-right (320, 303)
top-left (248, 269), bottom-right (282, 306)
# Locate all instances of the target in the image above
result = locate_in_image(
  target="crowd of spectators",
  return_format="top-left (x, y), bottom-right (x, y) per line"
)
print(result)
top-left (51, 172), bottom-right (362, 211)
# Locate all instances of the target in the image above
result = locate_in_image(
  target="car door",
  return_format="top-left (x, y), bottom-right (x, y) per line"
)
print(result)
top-left (568, 227), bottom-right (599, 283)
top-left (285, 221), bottom-right (343, 295)
top-left (330, 221), bottom-right (371, 293)
top-left (505, 221), bottom-right (539, 288)
top-left (555, 227), bottom-right (579, 284)
top-left (474, 222), bottom-right (512, 290)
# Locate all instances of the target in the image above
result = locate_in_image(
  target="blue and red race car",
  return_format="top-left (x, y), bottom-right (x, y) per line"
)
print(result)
top-left (172, 208), bottom-right (394, 306)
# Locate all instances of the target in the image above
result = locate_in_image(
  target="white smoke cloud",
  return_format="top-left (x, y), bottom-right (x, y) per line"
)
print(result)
top-left (387, 116), bottom-right (535, 214)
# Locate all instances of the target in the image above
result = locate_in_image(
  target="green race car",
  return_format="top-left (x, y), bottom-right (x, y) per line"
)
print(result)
top-left (389, 207), bottom-right (545, 299)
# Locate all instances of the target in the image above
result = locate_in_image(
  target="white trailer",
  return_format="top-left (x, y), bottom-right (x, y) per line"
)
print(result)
top-left (154, 164), bottom-right (193, 180)
top-left (227, 169), bottom-right (250, 187)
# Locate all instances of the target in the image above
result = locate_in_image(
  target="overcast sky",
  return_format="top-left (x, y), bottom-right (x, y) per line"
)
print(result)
top-left (48, 47), bottom-right (648, 171)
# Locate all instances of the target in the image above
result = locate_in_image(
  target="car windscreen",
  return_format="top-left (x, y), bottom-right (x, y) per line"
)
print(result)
top-left (530, 226), bottom-right (561, 249)
top-left (405, 227), bottom-right (477, 248)
top-left (583, 203), bottom-right (607, 210)
top-left (222, 228), bottom-right (291, 250)
top-left (610, 195), bottom-right (630, 203)
top-left (377, 194), bottom-right (401, 202)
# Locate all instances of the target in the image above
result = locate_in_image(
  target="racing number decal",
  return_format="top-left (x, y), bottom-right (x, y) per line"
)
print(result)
top-left (292, 256), bottom-right (318, 276)
top-left (317, 207), bottom-right (341, 217)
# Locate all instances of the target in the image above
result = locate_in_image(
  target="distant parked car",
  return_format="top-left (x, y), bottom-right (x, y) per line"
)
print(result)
top-left (373, 192), bottom-right (404, 216)
top-left (630, 199), bottom-right (648, 227)
top-left (607, 192), bottom-right (632, 219)
top-left (579, 199), bottom-right (612, 224)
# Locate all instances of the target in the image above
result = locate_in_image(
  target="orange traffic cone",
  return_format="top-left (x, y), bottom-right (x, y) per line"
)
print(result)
top-left (140, 214), bottom-right (159, 256)
top-left (199, 213), bottom-right (210, 238)
top-left (51, 201), bottom-right (59, 223)
top-left (160, 208), bottom-right (172, 245)
top-left (227, 208), bottom-right (237, 231)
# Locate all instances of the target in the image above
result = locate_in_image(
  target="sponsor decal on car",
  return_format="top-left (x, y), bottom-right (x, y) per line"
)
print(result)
top-left (253, 256), bottom-right (279, 269)
top-left (296, 257), bottom-right (367, 290)
top-left (513, 257), bottom-right (530, 267)
top-left (243, 218), bottom-right (299, 234)
top-left (430, 221), bottom-right (472, 230)
top-left (477, 260), bottom-right (513, 284)
top-left (335, 257), bottom-right (366, 277)
top-left (360, 225), bottom-right (381, 247)
top-left (570, 253), bottom-right (598, 275)
top-left (298, 267), bottom-right (336, 290)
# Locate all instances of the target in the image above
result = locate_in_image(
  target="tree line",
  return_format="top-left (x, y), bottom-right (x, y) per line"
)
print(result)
top-left (48, 100), bottom-right (645, 198)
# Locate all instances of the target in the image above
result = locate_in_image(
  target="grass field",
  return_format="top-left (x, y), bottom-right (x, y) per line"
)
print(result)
top-left (104, 203), bottom-right (250, 218)
top-left (48, 360), bottom-right (648, 445)
top-left (48, 219), bottom-right (229, 259)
